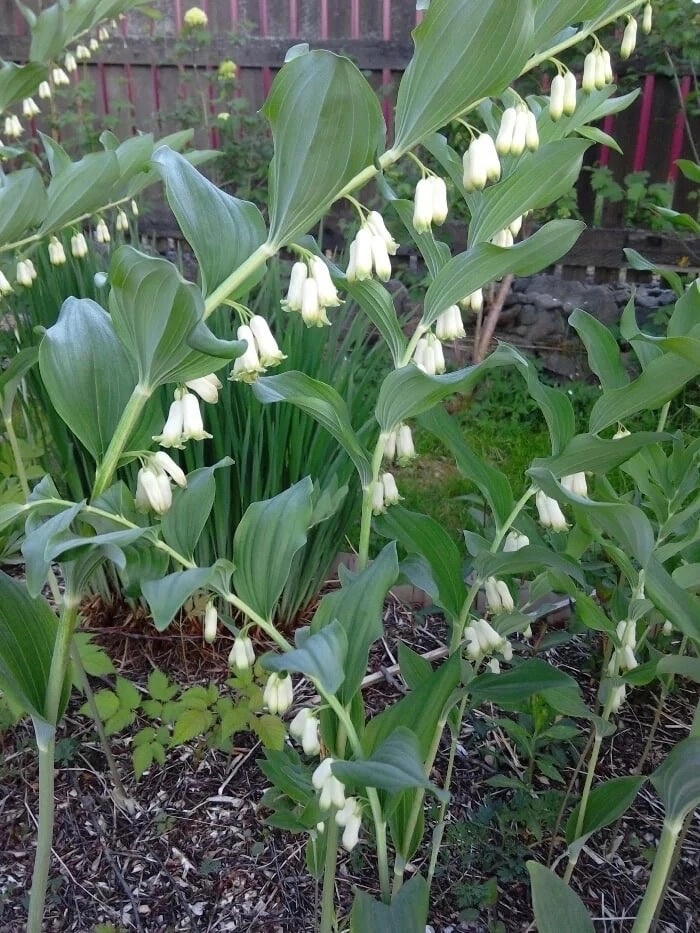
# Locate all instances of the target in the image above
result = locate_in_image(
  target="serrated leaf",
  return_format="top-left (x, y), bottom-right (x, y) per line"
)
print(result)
top-left (115, 676), bottom-right (141, 710)
top-left (92, 689), bottom-right (120, 721)
top-left (132, 742), bottom-right (155, 779)
top-left (73, 633), bottom-right (115, 677)
top-left (253, 713), bottom-right (287, 750)
top-left (171, 707), bottom-right (214, 745)
top-left (148, 669), bottom-right (177, 702)
top-left (104, 707), bottom-right (137, 735)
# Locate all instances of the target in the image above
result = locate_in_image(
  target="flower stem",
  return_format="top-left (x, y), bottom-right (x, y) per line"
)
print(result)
top-left (319, 815), bottom-right (339, 933)
top-left (203, 242), bottom-right (276, 320)
top-left (92, 384), bottom-right (152, 499)
top-left (630, 820), bottom-right (682, 933)
top-left (563, 728), bottom-right (604, 884)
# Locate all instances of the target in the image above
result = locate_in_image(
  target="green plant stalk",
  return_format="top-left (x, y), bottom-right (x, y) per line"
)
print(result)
top-left (320, 813), bottom-right (340, 933)
top-left (92, 383), bottom-right (152, 499)
top-left (27, 599), bottom-right (80, 933)
top-left (563, 725), bottom-right (605, 884)
top-left (357, 436), bottom-right (388, 571)
top-left (630, 819), bottom-right (682, 933)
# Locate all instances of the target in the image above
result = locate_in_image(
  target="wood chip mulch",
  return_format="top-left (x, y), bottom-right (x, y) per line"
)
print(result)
top-left (1, 587), bottom-right (699, 932)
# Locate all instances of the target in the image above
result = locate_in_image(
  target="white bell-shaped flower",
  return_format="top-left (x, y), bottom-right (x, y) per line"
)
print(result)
top-left (381, 472), bottom-right (402, 506)
top-left (289, 708), bottom-right (321, 756)
top-left (48, 237), bottom-right (67, 266)
top-left (396, 424), bottom-right (417, 465)
top-left (563, 70), bottom-right (578, 115)
top-left (22, 97), bottom-right (40, 118)
top-left (71, 232), bottom-right (88, 258)
top-left (310, 256), bottom-right (341, 307)
top-left (503, 530), bottom-right (529, 552)
top-left (561, 472), bottom-right (588, 498)
top-left (371, 479), bottom-right (385, 515)
top-left (231, 324), bottom-right (265, 382)
top-left (282, 261), bottom-right (307, 312)
top-left (263, 672), bottom-right (294, 715)
top-left (312, 758), bottom-right (347, 811)
top-left (535, 490), bottom-right (568, 531)
top-left (620, 17), bottom-right (637, 59)
top-left (185, 373), bottom-right (223, 403)
top-left (153, 390), bottom-right (186, 447)
top-left (300, 277), bottom-right (331, 327)
top-left (95, 218), bottom-right (110, 244)
top-left (135, 466), bottom-right (172, 514)
top-left (582, 50), bottom-right (597, 93)
top-left (413, 177), bottom-right (434, 233)
top-left (335, 797), bottom-right (362, 851)
top-left (495, 107), bottom-right (517, 155)
top-left (436, 304), bottom-right (465, 342)
top-left (228, 634), bottom-right (256, 671)
top-left (180, 390), bottom-right (212, 441)
top-left (151, 450), bottom-right (187, 488)
top-left (371, 234), bottom-right (392, 282)
top-left (429, 175), bottom-right (449, 224)
top-left (0, 271), bottom-right (13, 296)
top-left (203, 601), bottom-right (218, 644)
top-left (366, 211), bottom-right (399, 254)
top-left (38, 81), bottom-right (52, 99)
top-left (348, 227), bottom-right (373, 282)
top-left (250, 315), bottom-right (286, 367)
top-left (549, 74), bottom-right (565, 121)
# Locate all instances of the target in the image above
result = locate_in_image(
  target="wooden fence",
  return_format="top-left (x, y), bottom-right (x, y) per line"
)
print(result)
top-left (0, 0), bottom-right (698, 225)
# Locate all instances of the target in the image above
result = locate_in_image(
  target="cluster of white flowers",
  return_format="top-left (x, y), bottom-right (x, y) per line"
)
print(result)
top-left (312, 757), bottom-right (346, 810)
top-left (16, 259), bottom-right (37, 288)
top-left (484, 577), bottom-right (514, 614)
top-left (75, 43), bottom-right (91, 61)
top-left (263, 672), bottom-right (294, 714)
top-left (496, 105), bottom-right (539, 157)
top-left (289, 708), bottom-right (321, 756)
top-left (52, 66), bottom-right (71, 87)
top-left (48, 237), bottom-right (67, 266)
top-left (231, 315), bottom-right (286, 382)
top-left (582, 46), bottom-right (613, 93)
top-left (4, 115), bottom-right (22, 139)
top-left (335, 797), bottom-right (363, 851)
top-left (22, 97), bottom-right (40, 118)
top-left (463, 132), bottom-right (501, 191)
top-left (371, 472), bottom-right (402, 514)
top-left (183, 5), bottom-right (208, 27)
top-left (383, 423), bottom-right (417, 467)
top-left (413, 176), bottom-right (448, 232)
top-left (413, 332), bottom-right (445, 375)
top-left (464, 617), bottom-right (513, 665)
top-left (95, 218), bottom-right (110, 244)
top-left (612, 619), bottom-right (638, 674)
top-left (282, 258), bottom-right (340, 326)
top-left (535, 490), bottom-right (568, 531)
top-left (71, 232), bottom-right (88, 259)
top-left (460, 289), bottom-right (483, 313)
top-left (115, 209), bottom-right (129, 233)
top-left (346, 212), bottom-right (399, 284)
top-left (435, 304), bottom-right (466, 341)
top-left (549, 71), bottom-right (578, 121)
top-left (228, 633), bottom-right (256, 671)
top-left (153, 387), bottom-right (213, 448)
top-left (135, 450), bottom-right (187, 514)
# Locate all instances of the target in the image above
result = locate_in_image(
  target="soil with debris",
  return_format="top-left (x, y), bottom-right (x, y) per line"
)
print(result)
top-left (1, 588), bottom-right (699, 932)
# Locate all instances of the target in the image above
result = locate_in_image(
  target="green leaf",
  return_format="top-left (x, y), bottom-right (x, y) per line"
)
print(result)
top-left (232, 478), bottom-right (312, 621)
top-left (132, 742), bottom-right (155, 779)
top-left (263, 50), bottom-right (384, 246)
top-left (422, 220), bottom-right (585, 326)
top-left (363, 652), bottom-right (461, 757)
top-left (141, 560), bottom-right (234, 632)
top-left (171, 707), bottom-right (214, 745)
top-left (398, 643), bottom-right (433, 691)
top-left (470, 659), bottom-right (583, 709)
top-left (418, 406), bottom-right (513, 528)
top-left (390, 198), bottom-right (451, 279)
top-left (161, 458), bottom-right (233, 560)
top-left (252, 713), bottom-right (287, 750)
top-left (624, 248), bottom-right (683, 296)
top-left (39, 144), bottom-right (120, 234)
top-left (333, 728), bottom-right (448, 801)
top-left (376, 343), bottom-right (523, 430)
top-left (345, 278), bottom-right (407, 368)
top-left (644, 557), bottom-right (700, 643)
top-left (73, 633), bottom-right (115, 678)
top-left (108, 247), bottom-right (244, 389)
top-left (375, 506), bottom-right (466, 620)
top-left (566, 776), bottom-right (646, 857)
top-left (152, 147), bottom-right (267, 298)
top-left (656, 656), bottom-right (700, 684)
top-left (0, 168), bottom-right (47, 244)
top-left (527, 862), bottom-right (595, 933)
top-left (677, 159), bottom-right (700, 183)
top-left (469, 141), bottom-right (590, 246)
top-left (262, 620), bottom-right (348, 696)
top-left (532, 432), bottom-right (670, 479)
top-left (569, 309), bottom-right (628, 391)
top-left (148, 668), bottom-right (177, 701)
top-left (651, 737), bottom-right (700, 825)
top-left (115, 676), bottom-right (141, 710)
top-left (475, 547), bottom-right (586, 588)
top-left (22, 502), bottom-right (84, 598)
top-left (38, 298), bottom-right (146, 461)
top-left (311, 543), bottom-right (399, 702)
top-left (253, 372), bottom-right (371, 485)
top-left (392, 0), bottom-right (533, 152)
top-left (0, 60), bottom-right (46, 112)
top-left (0, 571), bottom-right (70, 726)
top-left (92, 689), bottom-right (120, 721)
top-left (350, 874), bottom-right (429, 933)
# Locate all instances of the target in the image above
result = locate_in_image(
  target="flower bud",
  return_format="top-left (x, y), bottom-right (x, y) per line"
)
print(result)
top-left (135, 466), bottom-right (172, 514)
top-left (263, 673), bottom-right (294, 715)
top-left (203, 601), bottom-right (218, 644)
top-left (549, 74), bottom-right (565, 121)
top-left (429, 175), bottom-right (449, 224)
top-left (366, 211), bottom-right (399, 254)
top-left (16, 260), bottom-right (34, 288)
top-left (662, 620), bottom-right (672, 636)
top-left (185, 373), bottom-right (223, 403)
top-left (231, 325), bottom-right (264, 382)
top-left (282, 261), bottom-right (307, 311)
top-left (563, 70), bottom-right (578, 116)
top-left (525, 111), bottom-right (539, 151)
top-left (510, 108), bottom-right (529, 156)
top-left (620, 17), bottom-right (637, 60)
top-left (427, 333), bottom-right (445, 374)
top-left (582, 50), bottom-right (597, 93)
top-left (642, 3), bottom-right (652, 34)
top-left (463, 136), bottom-right (488, 190)
top-left (130, 199), bottom-right (139, 217)
top-left (496, 107), bottom-right (517, 155)
top-left (183, 6), bottom-right (208, 27)
top-left (352, 227), bottom-right (373, 281)
top-left (383, 429), bottom-right (397, 463)
top-left (613, 423), bottom-right (631, 439)
top-left (250, 315), bottom-right (286, 367)
top-left (371, 234), bottom-right (392, 282)
top-left (508, 215), bottom-right (523, 238)
top-left (71, 232), bottom-right (88, 258)
top-left (495, 580), bottom-right (514, 612)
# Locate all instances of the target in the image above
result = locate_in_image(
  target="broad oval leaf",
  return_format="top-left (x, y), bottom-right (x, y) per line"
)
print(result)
top-left (233, 478), bottom-right (313, 621)
top-left (263, 50), bottom-right (384, 247)
top-left (38, 298), bottom-right (144, 461)
top-left (651, 737), bottom-right (700, 826)
top-left (0, 168), bottom-right (47, 243)
top-left (565, 775), bottom-right (646, 857)
top-left (345, 278), bottom-right (407, 369)
top-left (392, 0), bottom-right (534, 153)
top-left (568, 308), bottom-right (629, 391)
top-left (0, 60), bottom-right (46, 112)
top-left (161, 458), bottom-right (233, 561)
top-left (142, 560), bottom-right (234, 632)
top-left (350, 874), bottom-right (428, 933)
top-left (152, 146), bottom-right (267, 298)
top-left (39, 146), bottom-right (120, 234)
top-left (532, 431), bottom-right (671, 479)
top-left (527, 862), bottom-right (595, 933)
